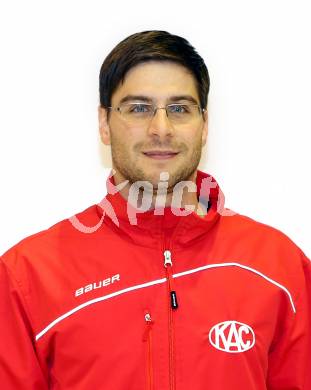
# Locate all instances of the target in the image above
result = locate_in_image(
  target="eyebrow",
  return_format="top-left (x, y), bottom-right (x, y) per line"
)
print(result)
top-left (119, 94), bottom-right (199, 105)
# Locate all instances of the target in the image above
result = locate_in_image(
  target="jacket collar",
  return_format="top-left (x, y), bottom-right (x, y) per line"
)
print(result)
top-left (96, 169), bottom-right (224, 250)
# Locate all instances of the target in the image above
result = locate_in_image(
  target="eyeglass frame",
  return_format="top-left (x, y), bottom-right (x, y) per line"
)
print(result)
top-left (106, 102), bottom-right (206, 124)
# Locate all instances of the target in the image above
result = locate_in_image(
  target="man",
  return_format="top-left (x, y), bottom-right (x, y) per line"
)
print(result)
top-left (0, 30), bottom-right (310, 389)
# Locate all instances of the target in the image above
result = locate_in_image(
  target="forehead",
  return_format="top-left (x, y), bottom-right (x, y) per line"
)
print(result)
top-left (111, 61), bottom-right (200, 105)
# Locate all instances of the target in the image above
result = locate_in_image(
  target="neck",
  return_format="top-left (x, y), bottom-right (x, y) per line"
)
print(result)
top-left (111, 169), bottom-right (208, 218)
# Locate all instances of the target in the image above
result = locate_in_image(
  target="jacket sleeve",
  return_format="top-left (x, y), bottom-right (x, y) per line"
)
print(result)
top-left (267, 253), bottom-right (311, 390)
top-left (0, 257), bottom-right (49, 389)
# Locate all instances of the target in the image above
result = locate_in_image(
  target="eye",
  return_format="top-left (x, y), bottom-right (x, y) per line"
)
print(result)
top-left (130, 104), bottom-right (150, 113)
top-left (168, 104), bottom-right (190, 114)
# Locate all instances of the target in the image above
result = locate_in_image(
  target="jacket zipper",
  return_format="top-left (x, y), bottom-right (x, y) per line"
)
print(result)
top-left (164, 250), bottom-right (178, 309)
top-left (163, 249), bottom-right (178, 390)
top-left (143, 311), bottom-right (154, 390)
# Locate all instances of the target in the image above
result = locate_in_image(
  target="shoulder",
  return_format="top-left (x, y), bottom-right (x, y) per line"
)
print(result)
top-left (0, 203), bottom-right (100, 273)
top-left (219, 209), bottom-right (309, 278)
top-left (221, 210), bottom-right (304, 253)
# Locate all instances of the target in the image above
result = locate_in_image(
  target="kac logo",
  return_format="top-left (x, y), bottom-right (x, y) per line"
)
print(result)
top-left (209, 320), bottom-right (255, 353)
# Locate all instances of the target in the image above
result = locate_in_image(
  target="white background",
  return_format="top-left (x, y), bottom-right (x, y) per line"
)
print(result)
top-left (0, 0), bottom-right (310, 257)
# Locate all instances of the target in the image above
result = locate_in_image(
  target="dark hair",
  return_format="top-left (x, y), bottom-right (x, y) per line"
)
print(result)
top-left (99, 30), bottom-right (210, 118)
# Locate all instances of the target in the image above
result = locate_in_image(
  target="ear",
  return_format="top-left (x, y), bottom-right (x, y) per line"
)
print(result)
top-left (98, 105), bottom-right (111, 145)
top-left (201, 108), bottom-right (208, 147)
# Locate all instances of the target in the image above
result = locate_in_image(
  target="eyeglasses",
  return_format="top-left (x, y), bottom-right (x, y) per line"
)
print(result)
top-left (106, 102), bottom-right (206, 127)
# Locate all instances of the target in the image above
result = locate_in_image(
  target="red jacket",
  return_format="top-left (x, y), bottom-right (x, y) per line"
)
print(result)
top-left (1, 169), bottom-right (310, 389)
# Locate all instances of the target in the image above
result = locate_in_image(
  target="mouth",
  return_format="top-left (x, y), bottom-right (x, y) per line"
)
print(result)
top-left (142, 151), bottom-right (180, 160)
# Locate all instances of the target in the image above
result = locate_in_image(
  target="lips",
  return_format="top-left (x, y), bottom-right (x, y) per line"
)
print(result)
top-left (143, 151), bottom-right (179, 160)
top-left (144, 151), bottom-right (178, 155)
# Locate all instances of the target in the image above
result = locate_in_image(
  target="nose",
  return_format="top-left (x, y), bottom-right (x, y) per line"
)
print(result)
top-left (146, 107), bottom-right (175, 138)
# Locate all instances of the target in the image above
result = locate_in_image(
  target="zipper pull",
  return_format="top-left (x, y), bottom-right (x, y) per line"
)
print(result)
top-left (164, 250), bottom-right (172, 267)
top-left (143, 312), bottom-right (154, 341)
top-left (170, 290), bottom-right (178, 309)
top-left (163, 250), bottom-right (179, 310)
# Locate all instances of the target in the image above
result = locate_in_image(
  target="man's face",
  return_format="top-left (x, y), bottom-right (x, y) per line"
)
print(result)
top-left (98, 61), bottom-right (208, 192)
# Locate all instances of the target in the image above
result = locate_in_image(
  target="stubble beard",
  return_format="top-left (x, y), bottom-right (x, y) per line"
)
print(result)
top-left (110, 136), bottom-right (203, 196)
